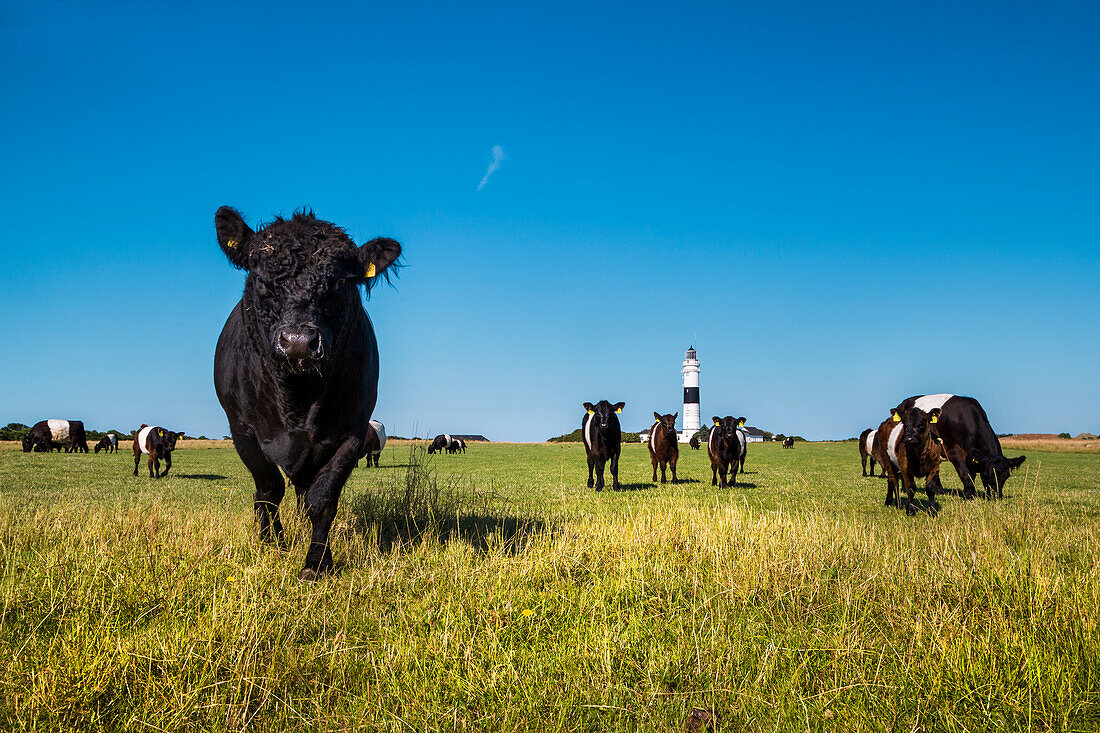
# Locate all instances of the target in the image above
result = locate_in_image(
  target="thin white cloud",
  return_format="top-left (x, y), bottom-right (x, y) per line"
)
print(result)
top-left (477, 145), bottom-right (506, 191)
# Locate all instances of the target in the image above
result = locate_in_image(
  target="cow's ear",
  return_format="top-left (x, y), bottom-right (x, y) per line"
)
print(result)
top-left (737, 417), bottom-right (746, 427)
top-left (215, 206), bottom-right (254, 270)
top-left (712, 416), bottom-right (721, 426)
top-left (582, 402), bottom-right (595, 414)
top-left (358, 236), bottom-right (402, 291)
top-left (613, 402), bottom-right (625, 413)
top-left (653, 412), bottom-right (661, 421)
top-left (672, 412), bottom-right (678, 420)
top-left (891, 409), bottom-right (901, 423)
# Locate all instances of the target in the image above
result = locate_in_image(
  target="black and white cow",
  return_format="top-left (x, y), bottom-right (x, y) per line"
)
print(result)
top-left (452, 437), bottom-right (466, 454)
top-left (735, 420), bottom-right (748, 470)
top-left (212, 206), bottom-right (402, 581)
top-left (708, 416), bottom-right (745, 488)
top-left (95, 433), bottom-right (119, 454)
top-left (428, 434), bottom-right (452, 454)
top-left (895, 394), bottom-right (1025, 500)
top-left (22, 419), bottom-right (89, 453)
top-left (582, 400), bottom-right (624, 491)
top-left (132, 424), bottom-right (183, 478)
top-left (362, 420), bottom-right (386, 467)
top-left (874, 407), bottom-right (947, 515)
top-left (858, 428), bottom-right (881, 476)
top-left (782, 436), bottom-right (795, 449)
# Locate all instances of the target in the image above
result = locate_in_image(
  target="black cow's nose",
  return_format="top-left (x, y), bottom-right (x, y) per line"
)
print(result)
top-left (276, 326), bottom-right (321, 359)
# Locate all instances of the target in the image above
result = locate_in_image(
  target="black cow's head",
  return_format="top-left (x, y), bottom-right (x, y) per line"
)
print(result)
top-left (21, 435), bottom-right (32, 452)
top-left (215, 207), bottom-right (402, 374)
top-left (711, 415), bottom-right (744, 443)
top-left (968, 449), bottom-right (1026, 494)
top-left (653, 412), bottom-right (678, 440)
top-left (901, 407), bottom-right (941, 447)
top-left (584, 400), bottom-right (624, 430)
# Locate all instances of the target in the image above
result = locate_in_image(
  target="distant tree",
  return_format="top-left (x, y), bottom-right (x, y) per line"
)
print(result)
top-left (775, 433), bottom-right (786, 443)
top-left (1058, 433), bottom-right (1072, 439)
top-left (760, 430), bottom-right (773, 441)
top-left (548, 429), bottom-right (583, 443)
top-left (0, 422), bottom-right (30, 441)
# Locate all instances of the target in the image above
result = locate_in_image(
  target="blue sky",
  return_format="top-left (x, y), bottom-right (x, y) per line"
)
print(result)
top-left (1, 0), bottom-right (1097, 441)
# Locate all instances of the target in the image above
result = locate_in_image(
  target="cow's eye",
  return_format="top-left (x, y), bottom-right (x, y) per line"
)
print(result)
top-left (336, 277), bottom-right (348, 288)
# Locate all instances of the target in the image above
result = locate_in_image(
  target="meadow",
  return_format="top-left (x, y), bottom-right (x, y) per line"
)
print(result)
top-left (1, 439), bottom-right (1099, 731)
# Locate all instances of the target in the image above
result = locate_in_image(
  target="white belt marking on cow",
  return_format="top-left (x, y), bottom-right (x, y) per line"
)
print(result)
top-left (736, 428), bottom-right (747, 457)
top-left (864, 431), bottom-right (875, 455)
top-left (583, 414), bottom-right (594, 452)
top-left (47, 419), bottom-right (70, 443)
top-left (708, 425), bottom-right (719, 455)
top-left (649, 422), bottom-right (659, 452)
top-left (886, 423), bottom-right (904, 470)
top-left (137, 425), bottom-right (155, 455)
top-left (914, 394), bottom-right (954, 412)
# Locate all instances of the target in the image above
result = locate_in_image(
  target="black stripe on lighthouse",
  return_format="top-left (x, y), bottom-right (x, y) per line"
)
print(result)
top-left (683, 387), bottom-right (699, 403)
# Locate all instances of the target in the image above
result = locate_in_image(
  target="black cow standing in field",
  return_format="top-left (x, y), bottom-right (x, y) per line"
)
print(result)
top-left (708, 416), bottom-right (745, 488)
top-left (132, 424), bottom-right (183, 478)
top-left (689, 434), bottom-right (700, 450)
top-left (895, 394), bottom-right (1025, 500)
top-left (212, 206), bottom-right (402, 581)
top-left (362, 420), bottom-right (386, 467)
top-left (648, 411), bottom-right (679, 484)
top-left (582, 400), bottom-right (625, 491)
top-left (95, 433), bottom-right (119, 453)
top-left (858, 428), bottom-right (881, 476)
top-left (22, 419), bottom-right (89, 453)
top-left (874, 407), bottom-right (947, 515)
top-left (782, 436), bottom-right (795, 449)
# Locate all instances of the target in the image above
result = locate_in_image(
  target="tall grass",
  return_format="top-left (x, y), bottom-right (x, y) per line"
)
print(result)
top-left (1, 442), bottom-right (1099, 730)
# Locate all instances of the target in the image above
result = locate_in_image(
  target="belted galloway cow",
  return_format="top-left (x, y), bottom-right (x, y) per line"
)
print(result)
top-left (212, 206), bottom-right (402, 581)
top-left (22, 419), bottom-right (89, 453)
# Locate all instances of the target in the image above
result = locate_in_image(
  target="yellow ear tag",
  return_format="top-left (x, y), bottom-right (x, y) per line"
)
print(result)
top-left (930, 415), bottom-right (938, 424)
top-left (365, 263), bottom-right (376, 278)
top-left (714, 419), bottom-right (720, 426)
top-left (615, 407), bottom-right (622, 413)
top-left (738, 419), bottom-right (746, 427)
top-left (892, 413), bottom-right (901, 423)
top-left (587, 409), bottom-right (594, 415)
top-left (159, 429), bottom-right (165, 436)
top-left (227, 239), bottom-right (238, 250)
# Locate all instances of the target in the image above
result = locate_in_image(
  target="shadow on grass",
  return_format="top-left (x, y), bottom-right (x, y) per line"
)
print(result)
top-left (346, 445), bottom-right (553, 553)
top-left (175, 473), bottom-right (229, 481)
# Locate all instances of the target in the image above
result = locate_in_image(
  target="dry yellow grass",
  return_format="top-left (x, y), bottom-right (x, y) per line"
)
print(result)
top-left (999, 437), bottom-right (1100, 454)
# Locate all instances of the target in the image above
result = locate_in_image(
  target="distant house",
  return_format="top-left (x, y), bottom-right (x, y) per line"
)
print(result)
top-left (450, 434), bottom-right (489, 442)
top-left (742, 427), bottom-right (766, 443)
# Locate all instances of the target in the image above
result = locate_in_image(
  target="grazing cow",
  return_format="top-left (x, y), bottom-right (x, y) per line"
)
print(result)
top-left (428, 434), bottom-right (452, 454)
top-left (362, 420), bottom-right (386, 467)
top-left (895, 394), bottom-right (1025, 500)
top-left (21, 419), bottom-right (89, 453)
top-left (648, 411), bottom-right (679, 484)
top-left (874, 408), bottom-right (946, 515)
top-left (212, 206), bottom-right (402, 581)
top-left (735, 420), bottom-right (749, 470)
top-left (782, 436), bottom-right (795, 449)
top-left (452, 437), bottom-right (466, 454)
top-left (95, 433), bottom-right (119, 454)
top-left (582, 400), bottom-right (625, 491)
top-left (132, 424), bottom-right (183, 478)
top-left (858, 428), bottom-right (881, 475)
top-left (708, 416), bottom-right (745, 488)
top-left (689, 435), bottom-right (701, 450)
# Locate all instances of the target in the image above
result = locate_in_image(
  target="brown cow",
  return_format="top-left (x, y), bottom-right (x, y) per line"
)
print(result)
top-left (874, 407), bottom-right (946, 515)
top-left (858, 427), bottom-right (883, 476)
top-left (648, 412), bottom-right (679, 484)
top-left (132, 424), bottom-right (183, 479)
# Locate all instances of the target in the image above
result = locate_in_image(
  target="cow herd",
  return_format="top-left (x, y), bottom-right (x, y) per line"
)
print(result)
top-left (12, 207), bottom-right (1031, 581)
top-left (858, 394), bottom-right (1026, 515)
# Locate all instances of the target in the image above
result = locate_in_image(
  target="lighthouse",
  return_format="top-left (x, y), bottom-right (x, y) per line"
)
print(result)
top-left (680, 346), bottom-right (700, 442)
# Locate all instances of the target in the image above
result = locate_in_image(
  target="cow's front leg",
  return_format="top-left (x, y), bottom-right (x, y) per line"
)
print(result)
top-left (903, 475), bottom-right (917, 516)
top-left (718, 463), bottom-right (728, 488)
top-left (594, 458), bottom-right (605, 491)
top-left (149, 455), bottom-right (157, 478)
top-left (925, 474), bottom-right (940, 516)
top-left (300, 437), bottom-right (363, 581)
top-left (948, 450), bottom-right (977, 499)
top-left (670, 458), bottom-right (678, 484)
top-left (232, 431), bottom-right (286, 545)
top-left (161, 454), bottom-right (172, 478)
top-left (609, 452), bottom-right (620, 491)
top-left (587, 458), bottom-right (594, 488)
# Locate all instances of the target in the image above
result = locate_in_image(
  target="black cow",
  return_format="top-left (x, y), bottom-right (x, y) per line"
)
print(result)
top-left (132, 424), bottom-right (183, 478)
top-left (735, 421), bottom-right (749, 469)
top-left (895, 394), bottom-right (1025, 500)
top-left (648, 411), bottom-right (679, 484)
top-left (708, 416), bottom-right (745, 488)
top-left (22, 419), bottom-right (89, 453)
top-left (782, 436), bottom-right (794, 449)
top-left (95, 433), bottom-right (119, 453)
top-left (212, 206), bottom-right (402, 581)
top-left (689, 435), bottom-right (700, 450)
top-left (452, 437), bottom-right (466, 454)
top-left (582, 400), bottom-right (624, 491)
top-left (858, 428), bottom-right (881, 476)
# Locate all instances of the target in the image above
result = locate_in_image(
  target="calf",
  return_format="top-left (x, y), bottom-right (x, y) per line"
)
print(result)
top-left (212, 206), bottom-right (402, 581)
top-left (132, 424), bottom-right (183, 478)
top-left (95, 433), bottom-right (119, 453)
top-left (708, 416), bottom-right (745, 488)
top-left (858, 428), bottom-right (881, 476)
top-left (362, 420), bottom-right (386, 467)
top-left (689, 435), bottom-right (700, 450)
top-left (736, 420), bottom-right (749, 469)
top-left (452, 437), bottom-right (466, 454)
top-left (782, 436), bottom-right (795, 449)
top-left (648, 411), bottom-right (679, 484)
top-left (22, 419), bottom-right (89, 453)
top-left (874, 408), bottom-right (945, 515)
top-left (582, 400), bottom-right (625, 491)
top-left (896, 394), bottom-right (1025, 499)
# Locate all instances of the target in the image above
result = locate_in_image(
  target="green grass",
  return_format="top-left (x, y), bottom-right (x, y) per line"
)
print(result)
top-left (2, 440), bottom-right (1099, 731)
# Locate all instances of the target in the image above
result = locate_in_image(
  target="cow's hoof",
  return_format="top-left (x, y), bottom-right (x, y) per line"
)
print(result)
top-left (586, 482), bottom-right (594, 489)
top-left (298, 567), bottom-right (327, 583)
top-left (906, 506), bottom-right (917, 516)
top-left (594, 486), bottom-right (603, 492)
